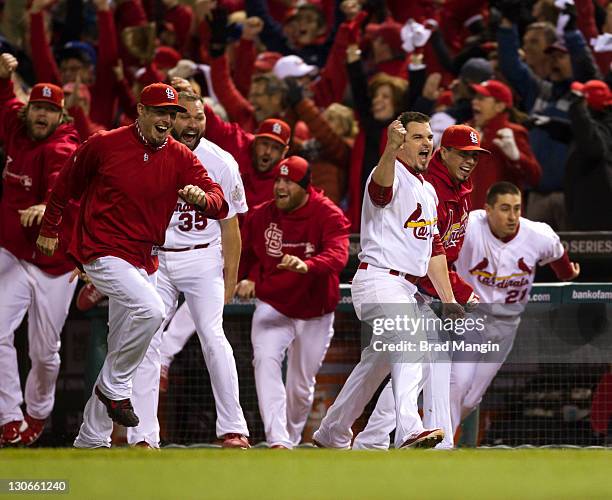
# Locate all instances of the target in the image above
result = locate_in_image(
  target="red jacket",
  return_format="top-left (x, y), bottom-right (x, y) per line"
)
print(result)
top-left (0, 79), bottom-right (81, 275)
top-left (419, 150), bottom-right (474, 302)
top-left (470, 113), bottom-right (542, 209)
top-left (40, 125), bottom-right (228, 274)
top-left (240, 187), bottom-right (350, 319)
top-left (204, 105), bottom-right (278, 208)
top-left (29, 10), bottom-right (119, 129)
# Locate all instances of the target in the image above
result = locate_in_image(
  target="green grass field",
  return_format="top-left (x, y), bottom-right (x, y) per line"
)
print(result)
top-left (1, 448), bottom-right (611, 499)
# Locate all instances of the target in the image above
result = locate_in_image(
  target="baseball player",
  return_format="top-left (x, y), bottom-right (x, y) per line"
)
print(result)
top-left (352, 124), bottom-right (489, 450)
top-left (128, 91), bottom-right (250, 449)
top-left (451, 181), bottom-right (580, 434)
top-left (37, 82), bottom-right (228, 448)
top-left (0, 53), bottom-right (80, 446)
top-left (236, 156), bottom-right (350, 449)
top-left (313, 112), bottom-right (463, 450)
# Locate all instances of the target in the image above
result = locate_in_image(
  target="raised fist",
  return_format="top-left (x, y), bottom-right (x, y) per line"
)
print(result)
top-left (492, 128), bottom-right (520, 161)
top-left (386, 120), bottom-right (407, 151)
top-left (340, 0), bottom-right (361, 21)
top-left (242, 16), bottom-right (263, 41)
top-left (0, 53), bottom-right (18, 79)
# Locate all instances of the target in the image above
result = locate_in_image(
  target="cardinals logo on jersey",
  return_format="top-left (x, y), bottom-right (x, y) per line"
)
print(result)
top-left (441, 208), bottom-right (468, 248)
top-left (468, 256), bottom-right (531, 288)
top-left (404, 203), bottom-right (437, 240)
top-left (264, 222), bottom-right (283, 257)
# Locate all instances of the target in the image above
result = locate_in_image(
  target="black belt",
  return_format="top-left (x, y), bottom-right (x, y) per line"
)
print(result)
top-left (159, 243), bottom-right (210, 252)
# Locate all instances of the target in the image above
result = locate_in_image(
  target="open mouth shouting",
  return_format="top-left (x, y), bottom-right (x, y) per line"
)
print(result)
top-left (416, 147), bottom-right (431, 169)
top-left (180, 129), bottom-right (200, 149)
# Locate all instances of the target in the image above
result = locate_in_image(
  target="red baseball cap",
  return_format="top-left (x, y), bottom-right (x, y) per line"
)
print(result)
top-left (471, 79), bottom-right (513, 107)
top-left (154, 46), bottom-right (181, 69)
top-left (275, 156), bottom-right (311, 189)
top-left (255, 119), bottom-right (291, 146)
top-left (368, 21), bottom-right (403, 54)
top-left (254, 51), bottom-right (283, 73)
top-left (441, 125), bottom-right (490, 153)
top-left (571, 80), bottom-right (612, 111)
top-left (29, 83), bottom-right (64, 109)
top-left (140, 83), bottom-right (187, 112)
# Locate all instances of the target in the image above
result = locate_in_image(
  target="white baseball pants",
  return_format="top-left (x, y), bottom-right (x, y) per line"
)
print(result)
top-left (449, 315), bottom-right (520, 434)
top-left (353, 301), bottom-right (453, 450)
top-left (74, 256), bottom-right (165, 448)
top-left (128, 246), bottom-right (248, 447)
top-left (252, 300), bottom-right (334, 448)
top-left (159, 301), bottom-right (195, 368)
top-left (0, 247), bottom-right (76, 425)
top-left (313, 267), bottom-right (426, 449)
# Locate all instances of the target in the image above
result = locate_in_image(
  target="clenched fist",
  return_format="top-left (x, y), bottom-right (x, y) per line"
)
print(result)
top-left (234, 279), bottom-right (255, 299)
top-left (0, 53), bottom-right (18, 79)
top-left (386, 120), bottom-right (407, 152)
top-left (36, 234), bottom-right (58, 256)
top-left (242, 17), bottom-right (263, 40)
top-left (179, 185), bottom-right (208, 208)
top-left (492, 128), bottom-right (520, 161)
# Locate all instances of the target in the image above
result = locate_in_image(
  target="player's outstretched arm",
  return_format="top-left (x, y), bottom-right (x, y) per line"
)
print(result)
top-left (371, 120), bottom-right (406, 188)
top-left (220, 216), bottom-right (242, 304)
top-left (427, 254), bottom-right (463, 311)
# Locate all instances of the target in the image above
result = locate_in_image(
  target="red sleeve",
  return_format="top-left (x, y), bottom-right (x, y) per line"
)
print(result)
top-left (89, 10), bottom-right (119, 128)
top-left (164, 4), bottom-right (194, 53)
top-left (575, 0), bottom-right (599, 41)
top-left (68, 106), bottom-right (106, 141)
top-left (203, 104), bottom-right (251, 160)
top-left (233, 38), bottom-right (256, 98)
top-left (42, 130), bottom-right (81, 201)
top-left (549, 251), bottom-right (575, 281)
top-left (367, 178), bottom-right (393, 207)
top-left (431, 234), bottom-right (445, 256)
top-left (115, 0), bottom-right (147, 32)
top-left (311, 20), bottom-right (356, 108)
top-left (209, 54), bottom-right (256, 129)
top-left (178, 151), bottom-right (229, 220)
top-left (29, 12), bottom-right (61, 85)
top-left (448, 270), bottom-right (475, 303)
top-left (0, 79), bottom-right (24, 142)
top-left (303, 204), bottom-right (350, 275)
top-left (295, 99), bottom-right (350, 167)
top-left (40, 137), bottom-right (100, 238)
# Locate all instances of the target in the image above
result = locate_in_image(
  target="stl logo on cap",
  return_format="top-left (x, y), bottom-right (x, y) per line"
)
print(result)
top-left (272, 123), bottom-right (282, 134)
top-left (166, 87), bottom-right (175, 100)
top-left (42, 86), bottom-right (52, 98)
top-left (470, 131), bottom-right (478, 144)
top-left (280, 165), bottom-right (289, 175)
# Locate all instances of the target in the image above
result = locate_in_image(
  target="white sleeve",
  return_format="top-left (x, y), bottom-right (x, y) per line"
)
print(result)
top-left (216, 159), bottom-right (248, 219)
top-left (535, 223), bottom-right (565, 266)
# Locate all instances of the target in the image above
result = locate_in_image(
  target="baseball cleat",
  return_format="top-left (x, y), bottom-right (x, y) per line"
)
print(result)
top-left (159, 364), bottom-right (169, 393)
top-left (76, 283), bottom-right (106, 312)
top-left (222, 433), bottom-right (250, 449)
top-left (95, 386), bottom-right (140, 427)
top-left (19, 414), bottom-right (46, 446)
top-left (270, 444), bottom-right (289, 449)
top-left (400, 429), bottom-right (445, 449)
top-left (0, 420), bottom-right (23, 447)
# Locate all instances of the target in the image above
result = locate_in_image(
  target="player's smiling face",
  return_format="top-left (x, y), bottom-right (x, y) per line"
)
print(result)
top-left (137, 104), bottom-right (177, 146)
top-left (441, 147), bottom-right (480, 183)
top-left (486, 193), bottom-right (522, 239)
top-left (172, 98), bottom-right (205, 151)
top-left (398, 121), bottom-right (434, 172)
top-left (274, 176), bottom-right (307, 212)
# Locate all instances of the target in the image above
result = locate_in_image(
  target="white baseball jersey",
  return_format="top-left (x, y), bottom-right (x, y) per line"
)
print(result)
top-left (359, 161), bottom-right (439, 277)
top-left (162, 138), bottom-right (248, 249)
top-left (455, 210), bottom-right (564, 311)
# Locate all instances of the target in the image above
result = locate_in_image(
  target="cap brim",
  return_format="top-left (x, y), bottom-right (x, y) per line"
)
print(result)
top-left (146, 103), bottom-right (188, 113)
top-left (254, 133), bottom-right (288, 146)
top-left (470, 83), bottom-right (490, 97)
top-left (29, 98), bottom-right (63, 109)
top-left (455, 145), bottom-right (491, 154)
